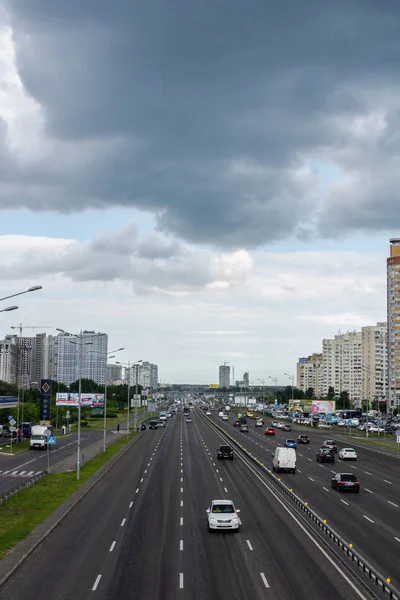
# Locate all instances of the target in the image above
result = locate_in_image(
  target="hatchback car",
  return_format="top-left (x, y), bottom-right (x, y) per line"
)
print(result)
top-left (206, 411), bottom-right (211, 416)
top-left (331, 473), bottom-right (360, 493)
top-left (206, 500), bottom-right (240, 532)
top-left (322, 439), bottom-right (338, 453)
top-left (185, 417), bottom-right (193, 423)
top-left (222, 414), bottom-right (229, 421)
top-left (284, 439), bottom-right (297, 449)
top-left (265, 427), bottom-right (275, 436)
top-left (316, 448), bottom-right (335, 463)
top-left (255, 419), bottom-right (263, 427)
top-left (240, 424), bottom-right (249, 433)
top-left (283, 424), bottom-right (292, 432)
top-left (297, 434), bottom-right (310, 444)
top-left (338, 448), bottom-right (357, 461)
top-left (217, 445), bottom-right (233, 460)
top-left (233, 419), bottom-right (241, 427)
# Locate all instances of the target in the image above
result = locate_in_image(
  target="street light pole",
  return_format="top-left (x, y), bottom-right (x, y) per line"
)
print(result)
top-left (0, 286), bottom-right (42, 303)
top-left (284, 373), bottom-right (295, 414)
top-left (268, 376), bottom-right (278, 405)
top-left (116, 360), bottom-right (143, 435)
top-left (101, 348), bottom-right (123, 452)
top-left (0, 305), bottom-right (18, 313)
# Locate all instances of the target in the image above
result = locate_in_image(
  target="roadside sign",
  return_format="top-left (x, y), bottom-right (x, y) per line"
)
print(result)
top-left (66, 411), bottom-right (70, 418)
top-left (395, 429), bottom-right (400, 437)
top-left (397, 436), bottom-right (400, 444)
top-left (48, 436), bottom-right (56, 445)
top-left (9, 426), bottom-right (16, 432)
top-left (9, 418), bottom-right (16, 427)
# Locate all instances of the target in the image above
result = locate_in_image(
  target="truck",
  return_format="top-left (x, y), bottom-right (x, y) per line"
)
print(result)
top-left (19, 422), bottom-right (35, 438)
top-left (30, 425), bottom-right (53, 450)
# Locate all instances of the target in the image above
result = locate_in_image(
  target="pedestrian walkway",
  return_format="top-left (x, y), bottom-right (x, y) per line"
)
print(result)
top-left (0, 469), bottom-right (42, 478)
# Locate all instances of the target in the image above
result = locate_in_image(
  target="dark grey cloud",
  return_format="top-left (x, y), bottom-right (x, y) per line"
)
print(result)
top-left (2, 0), bottom-right (400, 245)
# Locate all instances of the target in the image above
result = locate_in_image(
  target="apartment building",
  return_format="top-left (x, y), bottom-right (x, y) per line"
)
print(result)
top-left (387, 238), bottom-right (400, 411)
top-left (297, 353), bottom-right (323, 396)
top-left (56, 331), bottom-right (108, 386)
top-left (219, 365), bottom-right (230, 389)
top-left (321, 331), bottom-right (362, 406)
top-left (361, 323), bottom-right (387, 407)
top-left (0, 338), bottom-right (17, 384)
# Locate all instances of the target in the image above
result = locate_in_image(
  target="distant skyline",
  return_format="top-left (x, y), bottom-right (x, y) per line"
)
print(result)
top-left (0, 1), bottom-right (397, 384)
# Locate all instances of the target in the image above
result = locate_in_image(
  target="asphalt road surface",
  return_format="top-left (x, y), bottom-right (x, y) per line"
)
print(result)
top-left (0, 411), bottom-right (389, 600)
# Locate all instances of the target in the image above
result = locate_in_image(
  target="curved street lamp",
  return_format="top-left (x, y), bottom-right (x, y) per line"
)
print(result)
top-left (0, 286), bottom-right (42, 303)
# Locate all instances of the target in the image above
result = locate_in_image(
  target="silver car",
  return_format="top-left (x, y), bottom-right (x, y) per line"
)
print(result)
top-left (207, 500), bottom-right (240, 532)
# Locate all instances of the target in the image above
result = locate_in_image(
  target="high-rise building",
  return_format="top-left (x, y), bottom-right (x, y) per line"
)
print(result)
top-left (361, 322), bottom-right (387, 408)
top-left (243, 372), bottom-right (249, 387)
top-left (219, 365), bottom-right (230, 389)
top-left (387, 238), bottom-right (400, 412)
top-left (0, 338), bottom-right (17, 383)
top-left (56, 331), bottom-right (108, 386)
top-left (126, 361), bottom-right (159, 389)
top-left (321, 331), bottom-right (362, 406)
top-left (107, 363), bottom-right (123, 383)
top-left (297, 353), bottom-right (323, 396)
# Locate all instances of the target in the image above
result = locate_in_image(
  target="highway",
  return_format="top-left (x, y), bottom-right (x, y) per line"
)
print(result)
top-left (206, 410), bottom-right (400, 588)
top-left (0, 410), bottom-right (389, 600)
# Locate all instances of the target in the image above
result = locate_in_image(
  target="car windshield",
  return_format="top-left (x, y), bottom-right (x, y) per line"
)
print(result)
top-left (286, 439), bottom-right (295, 443)
top-left (340, 474), bottom-right (357, 481)
top-left (343, 448), bottom-right (354, 452)
top-left (219, 446), bottom-right (231, 452)
top-left (212, 504), bottom-right (234, 513)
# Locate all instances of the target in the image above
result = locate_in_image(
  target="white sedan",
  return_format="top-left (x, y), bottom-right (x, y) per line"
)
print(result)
top-left (222, 414), bottom-right (229, 421)
top-left (255, 419), bottom-right (263, 427)
top-left (339, 448), bottom-right (357, 461)
top-left (207, 500), bottom-right (241, 532)
top-left (206, 411), bottom-right (211, 416)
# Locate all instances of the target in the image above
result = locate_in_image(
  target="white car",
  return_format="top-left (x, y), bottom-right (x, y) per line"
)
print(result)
top-left (206, 411), bottom-right (211, 416)
top-left (222, 414), bottom-right (229, 421)
top-left (318, 422), bottom-right (332, 429)
top-left (255, 419), bottom-right (263, 427)
top-left (277, 422), bottom-right (284, 429)
top-left (206, 500), bottom-right (240, 532)
top-left (339, 448), bottom-right (357, 461)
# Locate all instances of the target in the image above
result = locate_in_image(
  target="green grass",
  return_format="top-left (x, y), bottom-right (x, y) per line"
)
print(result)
top-left (0, 431), bottom-right (138, 559)
top-left (0, 440), bottom-right (31, 455)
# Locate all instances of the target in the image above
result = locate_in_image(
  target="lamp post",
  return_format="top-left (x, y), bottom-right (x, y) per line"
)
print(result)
top-left (116, 360), bottom-right (142, 434)
top-left (0, 305), bottom-right (18, 313)
top-left (268, 376), bottom-right (278, 406)
top-left (284, 373), bottom-right (295, 414)
top-left (103, 348), bottom-right (124, 452)
top-left (0, 285), bottom-right (42, 303)
top-left (56, 328), bottom-right (92, 481)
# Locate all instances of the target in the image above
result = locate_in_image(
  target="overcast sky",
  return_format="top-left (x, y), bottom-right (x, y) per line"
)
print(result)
top-left (0, 0), bottom-right (398, 384)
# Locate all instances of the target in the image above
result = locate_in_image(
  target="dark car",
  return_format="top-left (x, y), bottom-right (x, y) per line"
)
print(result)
top-left (240, 424), bottom-right (249, 433)
top-left (149, 420), bottom-right (158, 430)
top-left (139, 423), bottom-right (146, 431)
top-left (322, 439), bottom-right (338, 453)
top-left (217, 445), bottom-right (234, 460)
top-left (331, 473), bottom-right (360, 493)
top-left (297, 434), bottom-right (310, 444)
top-left (316, 448), bottom-right (335, 463)
top-left (233, 419), bottom-right (241, 427)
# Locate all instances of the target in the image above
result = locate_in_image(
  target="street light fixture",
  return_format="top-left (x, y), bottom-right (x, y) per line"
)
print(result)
top-left (103, 348), bottom-right (124, 452)
top-left (284, 372), bottom-right (295, 413)
top-left (0, 305), bottom-right (18, 313)
top-left (57, 328), bottom-right (92, 481)
top-left (116, 360), bottom-right (142, 434)
top-left (0, 285), bottom-right (42, 303)
top-left (268, 376), bottom-right (278, 405)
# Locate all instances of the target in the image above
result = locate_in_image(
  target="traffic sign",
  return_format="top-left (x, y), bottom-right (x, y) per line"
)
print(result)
top-left (48, 436), bottom-right (56, 445)
top-left (397, 436), bottom-right (400, 444)
top-left (395, 430), bottom-right (400, 437)
top-left (66, 411), bottom-right (70, 418)
top-left (9, 418), bottom-right (16, 426)
top-left (9, 426), bottom-right (16, 432)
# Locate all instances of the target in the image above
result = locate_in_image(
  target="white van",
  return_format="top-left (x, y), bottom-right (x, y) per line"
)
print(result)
top-left (272, 447), bottom-right (296, 474)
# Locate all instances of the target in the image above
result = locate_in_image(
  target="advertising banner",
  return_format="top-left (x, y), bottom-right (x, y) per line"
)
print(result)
top-left (40, 379), bottom-right (52, 422)
top-left (311, 400), bottom-right (335, 414)
top-left (209, 384), bottom-right (219, 389)
top-left (56, 393), bottom-right (104, 407)
top-left (0, 396), bottom-right (19, 409)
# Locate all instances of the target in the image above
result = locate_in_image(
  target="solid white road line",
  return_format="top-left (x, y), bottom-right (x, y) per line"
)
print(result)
top-left (260, 573), bottom-right (270, 588)
top-left (180, 540), bottom-right (183, 551)
top-left (109, 541), bottom-right (116, 552)
top-left (363, 515), bottom-right (375, 523)
top-left (92, 575), bottom-right (102, 591)
top-left (129, 501), bottom-right (133, 508)
top-left (121, 518), bottom-right (126, 526)
top-left (340, 499), bottom-right (349, 506)
top-left (14, 458), bottom-right (36, 469)
top-left (179, 573), bottom-right (184, 589)
top-left (246, 540), bottom-right (253, 551)
top-left (388, 501), bottom-right (398, 508)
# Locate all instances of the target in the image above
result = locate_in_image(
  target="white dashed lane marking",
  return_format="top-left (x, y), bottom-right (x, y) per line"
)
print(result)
top-left (109, 541), bottom-right (116, 552)
top-left (180, 540), bottom-right (183, 551)
top-left (363, 515), bottom-right (375, 524)
top-left (179, 573), bottom-right (184, 589)
top-left (260, 573), bottom-right (270, 588)
top-left (92, 575), bottom-right (102, 591)
top-left (121, 518), bottom-right (126, 527)
top-left (388, 501), bottom-right (398, 508)
top-left (246, 540), bottom-right (253, 551)
top-left (340, 499), bottom-right (349, 506)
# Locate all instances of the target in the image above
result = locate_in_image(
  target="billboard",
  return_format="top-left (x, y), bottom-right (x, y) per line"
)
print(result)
top-left (209, 384), bottom-right (219, 389)
top-left (56, 393), bottom-right (104, 407)
top-left (0, 396), bottom-right (18, 409)
top-left (312, 400), bottom-right (335, 414)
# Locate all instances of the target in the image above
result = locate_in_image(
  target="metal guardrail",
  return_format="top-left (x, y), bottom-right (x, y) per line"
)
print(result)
top-left (0, 472), bottom-right (46, 506)
top-left (199, 410), bottom-right (400, 600)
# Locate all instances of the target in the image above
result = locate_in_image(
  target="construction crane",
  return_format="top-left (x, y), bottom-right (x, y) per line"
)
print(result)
top-left (10, 324), bottom-right (51, 335)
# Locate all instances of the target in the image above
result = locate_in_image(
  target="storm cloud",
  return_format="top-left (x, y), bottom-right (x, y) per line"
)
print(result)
top-left (2, 0), bottom-right (400, 246)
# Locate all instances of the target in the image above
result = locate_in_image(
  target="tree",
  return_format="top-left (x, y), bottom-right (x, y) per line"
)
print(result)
top-left (305, 387), bottom-right (314, 400)
top-left (337, 390), bottom-right (349, 410)
top-left (327, 386), bottom-right (335, 400)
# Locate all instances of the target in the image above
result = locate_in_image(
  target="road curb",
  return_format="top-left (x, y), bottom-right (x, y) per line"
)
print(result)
top-left (0, 433), bottom-right (142, 589)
